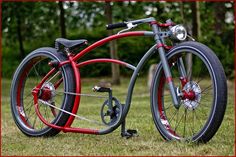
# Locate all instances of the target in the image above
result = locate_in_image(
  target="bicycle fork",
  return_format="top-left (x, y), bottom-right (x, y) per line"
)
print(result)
top-left (152, 24), bottom-right (180, 108)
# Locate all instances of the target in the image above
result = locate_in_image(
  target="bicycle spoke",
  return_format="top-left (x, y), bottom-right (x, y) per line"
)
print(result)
top-left (193, 109), bottom-right (204, 130)
top-left (38, 103), bottom-right (46, 130)
top-left (189, 99), bottom-right (209, 117)
top-left (40, 117), bottom-right (44, 130)
top-left (37, 60), bottom-right (41, 77)
top-left (24, 98), bottom-right (34, 112)
top-left (168, 109), bottom-right (179, 124)
top-left (191, 109), bottom-right (195, 136)
top-left (164, 103), bottom-right (174, 111)
top-left (174, 108), bottom-right (185, 133)
top-left (200, 84), bottom-right (213, 94)
top-left (25, 101), bottom-right (35, 123)
top-left (33, 64), bottom-right (40, 82)
top-left (26, 109), bottom-right (36, 122)
top-left (174, 109), bottom-right (180, 130)
top-left (23, 92), bottom-right (33, 100)
top-left (44, 105), bottom-right (48, 121)
top-left (47, 71), bottom-right (61, 83)
top-left (183, 108), bottom-right (187, 137)
top-left (32, 111), bottom-right (38, 129)
top-left (200, 93), bottom-right (212, 100)
top-left (197, 105), bottom-right (209, 117)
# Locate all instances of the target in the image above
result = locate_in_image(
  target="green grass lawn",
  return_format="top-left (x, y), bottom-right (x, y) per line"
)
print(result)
top-left (1, 77), bottom-right (235, 156)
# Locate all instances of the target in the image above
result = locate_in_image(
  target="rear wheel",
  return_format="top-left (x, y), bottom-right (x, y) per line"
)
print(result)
top-left (151, 42), bottom-right (227, 142)
top-left (10, 48), bottom-right (76, 137)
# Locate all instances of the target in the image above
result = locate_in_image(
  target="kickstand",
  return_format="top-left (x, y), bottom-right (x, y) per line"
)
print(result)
top-left (121, 119), bottom-right (138, 139)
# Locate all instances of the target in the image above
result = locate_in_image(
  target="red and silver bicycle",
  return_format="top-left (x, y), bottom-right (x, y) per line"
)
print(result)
top-left (10, 17), bottom-right (227, 143)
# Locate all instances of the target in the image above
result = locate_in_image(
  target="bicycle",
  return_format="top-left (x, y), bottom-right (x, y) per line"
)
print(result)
top-left (10, 17), bottom-right (227, 143)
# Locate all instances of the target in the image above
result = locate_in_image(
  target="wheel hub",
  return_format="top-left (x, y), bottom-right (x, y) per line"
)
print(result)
top-left (182, 81), bottom-right (201, 110)
top-left (39, 82), bottom-right (56, 102)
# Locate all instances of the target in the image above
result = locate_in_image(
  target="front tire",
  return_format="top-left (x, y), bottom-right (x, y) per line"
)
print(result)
top-left (151, 41), bottom-right (227, 143)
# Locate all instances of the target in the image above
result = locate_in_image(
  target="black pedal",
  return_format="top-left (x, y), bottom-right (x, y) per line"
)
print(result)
top-left (92, 86), bottom-right (111, 93)
top-left (121, 129), bottom-right (138, 139)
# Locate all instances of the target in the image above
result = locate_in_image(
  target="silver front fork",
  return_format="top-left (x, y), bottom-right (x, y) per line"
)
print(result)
top-left (152, 24), bottom-right (180, 108)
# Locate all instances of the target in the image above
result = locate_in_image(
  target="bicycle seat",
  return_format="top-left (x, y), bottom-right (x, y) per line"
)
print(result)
top-left (55, 38), bottom-right (87, 51)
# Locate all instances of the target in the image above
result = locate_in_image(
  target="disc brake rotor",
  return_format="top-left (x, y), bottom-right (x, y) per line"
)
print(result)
top-left (182, 81), bottom-right (201, 110)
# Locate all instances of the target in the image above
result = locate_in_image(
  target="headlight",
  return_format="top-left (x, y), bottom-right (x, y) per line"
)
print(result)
top-left (170, 25), bottom-right (187, 41)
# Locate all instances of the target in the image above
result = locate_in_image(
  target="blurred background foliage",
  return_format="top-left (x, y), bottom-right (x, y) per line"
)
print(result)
top-left (2, 1), bottom-right (234, 79)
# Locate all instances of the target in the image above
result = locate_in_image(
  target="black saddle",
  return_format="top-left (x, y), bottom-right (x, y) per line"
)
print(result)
top-left (55, 38), bottom-right (87, 51)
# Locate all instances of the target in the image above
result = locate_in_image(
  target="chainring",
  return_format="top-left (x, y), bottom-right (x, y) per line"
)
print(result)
top-left (100, 97), bottom-right (122, 126)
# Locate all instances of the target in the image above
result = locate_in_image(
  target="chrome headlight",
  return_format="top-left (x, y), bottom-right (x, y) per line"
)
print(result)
top-left (170, 25), bottom-right (187, 41)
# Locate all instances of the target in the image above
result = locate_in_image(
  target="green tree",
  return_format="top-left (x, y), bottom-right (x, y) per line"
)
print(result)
top-left (2, 3), bottom-right (33, 58)
top-left (58, 1), bottom-right (66, 38)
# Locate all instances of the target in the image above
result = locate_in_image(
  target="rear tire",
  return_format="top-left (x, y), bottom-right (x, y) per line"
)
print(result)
top-left (151, 41), bottom-right (227, 143)
top-left (10, 48), bottom-right (76, 137)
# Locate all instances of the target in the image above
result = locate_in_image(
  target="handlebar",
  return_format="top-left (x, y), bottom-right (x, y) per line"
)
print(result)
top-left (106, 17), bottom-right (156, 30)
top-left (106, 17), bottom-right (175, 30)
top-left (106, 22), bottom-right (127, 30)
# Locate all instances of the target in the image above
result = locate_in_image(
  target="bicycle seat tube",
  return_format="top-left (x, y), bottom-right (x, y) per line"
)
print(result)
top-left (151, 23), bottom-right (180, 108)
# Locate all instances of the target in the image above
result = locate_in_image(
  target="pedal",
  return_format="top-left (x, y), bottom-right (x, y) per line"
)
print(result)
top-left (121, 129), bottom-right (138, 139)
top-left (92, 86), bottom-right (111, 93)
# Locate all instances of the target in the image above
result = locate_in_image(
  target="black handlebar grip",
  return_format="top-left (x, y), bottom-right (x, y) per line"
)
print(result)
top-left (106, 22), bottom-right (127, 30)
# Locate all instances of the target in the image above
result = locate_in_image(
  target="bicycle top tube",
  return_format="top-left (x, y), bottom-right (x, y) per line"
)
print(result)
top-left (72, 31), bottom-right (151, 61)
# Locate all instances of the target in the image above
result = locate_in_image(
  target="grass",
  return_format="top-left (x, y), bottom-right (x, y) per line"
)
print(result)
top-left (1, 77), bottom-right (235, 156)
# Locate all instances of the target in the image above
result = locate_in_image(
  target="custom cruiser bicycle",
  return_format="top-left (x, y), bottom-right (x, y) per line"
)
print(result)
top-left (11, 17), bottom-right (227, 143)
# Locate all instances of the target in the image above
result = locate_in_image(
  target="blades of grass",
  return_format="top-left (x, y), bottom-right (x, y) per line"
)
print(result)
top-left (183, 108), bottom-right (187, 138)
top-left (174, 108), bottom-right (186, 134)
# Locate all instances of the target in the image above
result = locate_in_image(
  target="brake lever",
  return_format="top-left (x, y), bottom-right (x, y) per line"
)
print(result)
top-left (117, 22), bottom-right (137, 34)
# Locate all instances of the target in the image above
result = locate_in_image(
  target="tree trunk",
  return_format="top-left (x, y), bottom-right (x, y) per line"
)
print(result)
top-left (186, 2), bottom-right (201, 80)
top-left (213, 3), bottom-right (226, 35)
top-left (59, 1), bottom-right (66, 38)
top-left (16, 15), bottom-right (25, 59)
top-left (105, 2), bottom-right (120, 85)
top-left (191, 2), bottom-right (201, 39)
top-left (180, 2), bottom-right (185, 23)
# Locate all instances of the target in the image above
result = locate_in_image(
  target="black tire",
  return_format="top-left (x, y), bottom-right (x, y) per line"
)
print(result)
top-left (151, 41), bottom-right (227, 143)
top-left (10, 47), bottom-right (75, 137)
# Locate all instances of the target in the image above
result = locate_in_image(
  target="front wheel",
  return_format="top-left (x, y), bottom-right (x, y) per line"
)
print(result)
top-left (151, 41), bottom-right (227, 143)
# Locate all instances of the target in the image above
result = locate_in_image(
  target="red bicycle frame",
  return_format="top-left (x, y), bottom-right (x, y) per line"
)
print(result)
top-left (33, 31), bottom-right (152, 134)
